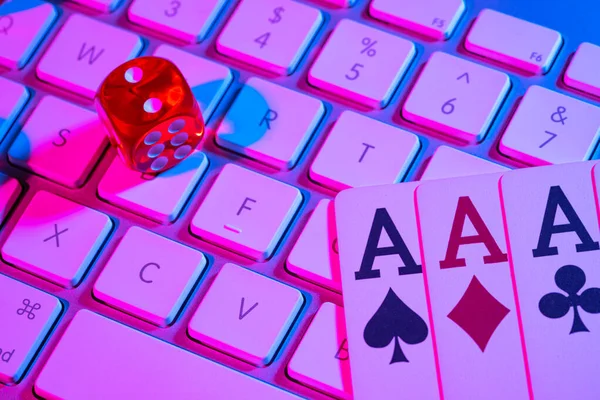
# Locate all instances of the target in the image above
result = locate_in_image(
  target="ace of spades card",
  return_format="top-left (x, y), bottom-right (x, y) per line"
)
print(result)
top-left (502, 162), bottom-right (600, 399)
top-left (335, 182), bottom-right (440, 400)
top-left (416, 173), bottom-right (529, 399)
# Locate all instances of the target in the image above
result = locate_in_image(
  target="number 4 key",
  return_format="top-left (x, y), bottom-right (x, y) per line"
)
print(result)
top-left (217, 0), bottom-right (323, 75)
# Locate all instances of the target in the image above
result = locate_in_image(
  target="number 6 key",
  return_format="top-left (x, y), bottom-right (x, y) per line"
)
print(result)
top-left (309, 19), bottom-right (415, 109)
top-left (402, 52), bottom-right (510, 143)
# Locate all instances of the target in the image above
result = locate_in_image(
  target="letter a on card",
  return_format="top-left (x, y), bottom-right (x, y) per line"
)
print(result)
top-left (502, 162), bottom-right (600, 399)
top-left (335, 183), bottom-right (440, 400)
top-left (417, 173), bottom-right (529, 399)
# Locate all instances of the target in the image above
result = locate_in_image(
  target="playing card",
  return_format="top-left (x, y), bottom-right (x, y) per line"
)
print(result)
top-left (335, 183), bottom-right (440, 400)
top-left (501, 162), bottom-right (600, 398)
top-left (416, 173), bottom-right (529, 399)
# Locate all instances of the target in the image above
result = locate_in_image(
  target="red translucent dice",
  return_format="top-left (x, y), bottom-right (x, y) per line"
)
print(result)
top-left (95, 56), bottom-right (204, 173)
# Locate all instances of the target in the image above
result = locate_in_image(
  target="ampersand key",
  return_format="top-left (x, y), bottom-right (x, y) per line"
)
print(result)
top-left (550, 106), bottom-right (567, 125)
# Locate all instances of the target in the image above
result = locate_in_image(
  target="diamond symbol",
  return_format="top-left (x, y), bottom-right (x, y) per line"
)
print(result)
top-left (447, 276), bottom-right (509, 352)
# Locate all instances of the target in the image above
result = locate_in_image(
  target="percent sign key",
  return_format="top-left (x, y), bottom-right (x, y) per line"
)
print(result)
top-left (310, 19), bottom-right (415, 108)
top-left (345, 37), bottom-right (377, 81)
top-left (361, 37), bottom-right (377, 56)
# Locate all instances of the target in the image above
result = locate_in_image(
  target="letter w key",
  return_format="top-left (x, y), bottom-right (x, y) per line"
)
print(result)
top-left (239, 297), bottom-right (259, 320)
top-left (78, 43), bottom-right (104, 65)
top-left (36, 14), bottom-right (143, 99)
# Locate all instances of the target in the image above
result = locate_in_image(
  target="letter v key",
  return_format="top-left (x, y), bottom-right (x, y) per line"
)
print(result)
top-left (239, 297), bottom-right (259, 320)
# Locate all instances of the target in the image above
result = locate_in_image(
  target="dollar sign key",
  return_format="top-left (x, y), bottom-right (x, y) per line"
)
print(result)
top-left (268, 7), bottom-right (284, 24)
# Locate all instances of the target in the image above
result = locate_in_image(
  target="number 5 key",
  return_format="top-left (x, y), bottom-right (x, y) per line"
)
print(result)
top-left (309, 19), bottom-right (415, 109)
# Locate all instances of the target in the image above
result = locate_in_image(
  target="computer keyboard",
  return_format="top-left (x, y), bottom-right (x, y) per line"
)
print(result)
top-left (0, 0), bottom-right (599, 398)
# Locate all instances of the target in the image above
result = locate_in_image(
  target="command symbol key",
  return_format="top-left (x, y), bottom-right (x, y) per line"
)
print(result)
top-left (0, 274), bottom-right (61, 384)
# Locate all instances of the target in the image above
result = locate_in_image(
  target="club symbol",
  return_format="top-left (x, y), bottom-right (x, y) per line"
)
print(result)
top-left (363, 288), bottom-right (428, 364)
top-left (16, 298), bottom-right (41, 320)
top-left (539, 264), bottom-right (600, 334)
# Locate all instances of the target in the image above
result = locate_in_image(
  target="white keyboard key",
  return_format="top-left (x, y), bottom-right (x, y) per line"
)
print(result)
top-left (286, 200), bottom-right (340, 292)
top-left (420, 145), bottom-right (509, 181)
top-left (35, 310), bottom-right (301, 399)
top-left (70, 0), bottom-right (123, 13)
top-left (403, 52), bottom-right (510, 142)
top-left (502, 162), bottom-right (600, 399)
top-left (369, 0), bottom-right (465, 40)
top-left (417, 174), bottom-right (529, 398)
top-left (310, 111), bottom-right (419, 191)
top-left (153, 45), bottom-right (232, 122)
top-left (191, 164), bottom-right (302, 261)
top-left (465, 9), bottom-right (562, 75)
top-left (0, 174), bottom-right (21, 226)
top-left (317, 0), bottom-right (355, 6)
top-left (216, 77), bottom-right (324, 169)
top-left (0, 274), bottom-right (61, 385)
top-left (98, 151), bottom-right (208, 224)
top-left (0, 77), bottom-right (29, 141)
top-left (287, 303), bottom-right (351, 399)
top-left (2, 191), bottom-right (112, 288)
top-left (129, 0), bottom-right (226, 43)
top-left (564, 42), bottom-right (600, 98)
top-left (8, 96), bottom-right (108, 188)
top-left (36, 14), bottom-right (143, 99)
top-left (93, 227), bottom-right (206, 327)
top-left (309, 19), bottom-right (415, 108)
top-left (0, 0), bottom-right (58, 70)
top-left (217, 0), bottom-right (322, 75)
top-left (499, 85), bottom-right (600, 165)
top-left (188, 263), bottom-right (303, 366)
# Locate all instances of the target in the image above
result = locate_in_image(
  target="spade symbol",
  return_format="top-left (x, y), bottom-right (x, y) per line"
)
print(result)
top-left (363, 288), bottom-right (429, 364)
top-left (539, 264), bottom-right (600, 334)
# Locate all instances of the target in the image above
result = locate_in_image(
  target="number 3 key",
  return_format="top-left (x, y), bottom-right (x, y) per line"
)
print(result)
top-left (128, 0), bottom-right (228, 43)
